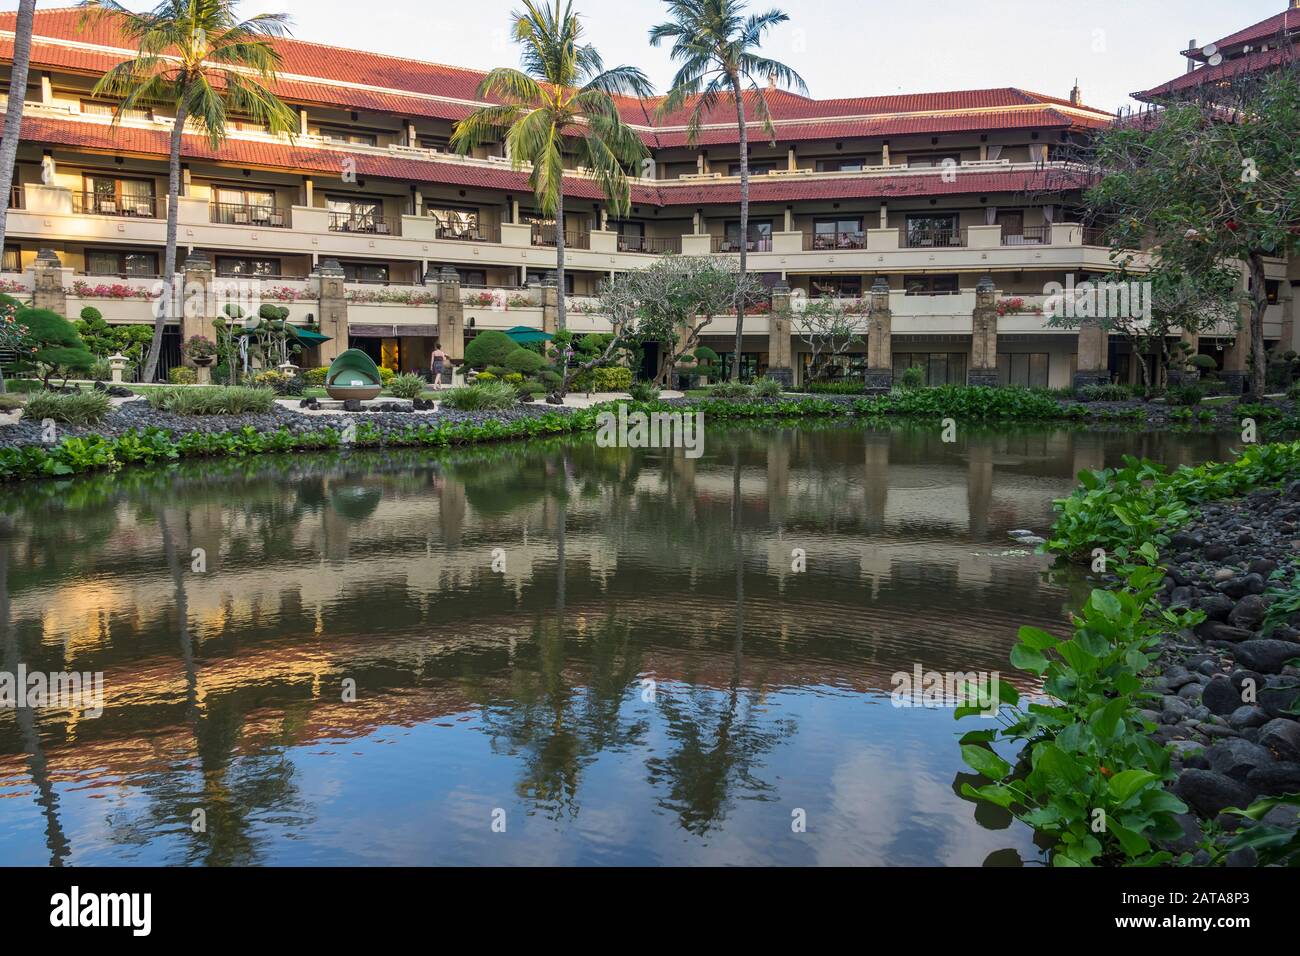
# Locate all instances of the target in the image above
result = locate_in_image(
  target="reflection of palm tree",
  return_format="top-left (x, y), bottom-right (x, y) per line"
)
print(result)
top-left (475, 617), bottom-right (647, 818)
top-left (0, 531), bottom-right (72, 866)
top-left (645, 445), bottom-right (795, 834)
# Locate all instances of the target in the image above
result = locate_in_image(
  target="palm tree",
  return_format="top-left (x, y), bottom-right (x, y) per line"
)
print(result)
top-left (650, 0), bottom-right (807, 381)
top-left (79, 1), bottom-right (298, 383)
top-left (451, 1), bottom-right (652, 333)
top-left (0, 0), bottom-right (37, 325)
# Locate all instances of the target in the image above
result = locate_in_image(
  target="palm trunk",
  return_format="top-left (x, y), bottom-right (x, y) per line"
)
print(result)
top-left (555, 193), bottom-right (567, 331)
top-left (1247, 251), bottom-right (1268, 399)
top-left (0, 0), bottom-right (36, 397)
top-left (732, 77), bottom-right (748, 382)
top-left (144, 103), bottom-right (187, 384)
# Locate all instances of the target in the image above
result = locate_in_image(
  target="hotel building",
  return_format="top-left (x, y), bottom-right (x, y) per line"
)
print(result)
top-left (0, 4), bottom-right (1295, 388)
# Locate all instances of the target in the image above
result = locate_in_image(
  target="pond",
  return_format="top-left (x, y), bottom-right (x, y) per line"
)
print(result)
top-left (0, 423), bottom-right (1243, 866)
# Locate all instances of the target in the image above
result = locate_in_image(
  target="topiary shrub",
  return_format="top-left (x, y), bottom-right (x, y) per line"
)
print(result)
top-left (464, 330), bottom-right (518, 370)
top-left (18, 308), bottom-right (95, 385)
top-left (590, 366), bottom-right (633, 391)
top-left (505, 348), bottom-right (546, 375)
top-left (388, 373), bottom-right (428, 399)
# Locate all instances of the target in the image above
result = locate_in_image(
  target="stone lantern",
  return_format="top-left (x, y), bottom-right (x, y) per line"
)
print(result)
top-left (107, 353), bottom-right (130, 384)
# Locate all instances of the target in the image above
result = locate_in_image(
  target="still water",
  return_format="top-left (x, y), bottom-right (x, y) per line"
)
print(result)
top-left (0, 423), bottom-right (1240, 866)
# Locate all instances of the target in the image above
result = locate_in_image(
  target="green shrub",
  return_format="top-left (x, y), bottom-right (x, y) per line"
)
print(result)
top-left (476, 371), bottom-right (498, 382)
top-left (517, 381), bottom-right (547, 396)
top-left (388, 373), bottom-right (428, 399)
top-left (1288, 380), bottom-right (1300, 401)
top-left (253, 370), bottom-right (305, 396)
top-left (710, 381), bottom-right (754, 399)
top-left (504, 348), bottom-right (546, 376)
top-left (379, 366), bottom-right (396, 387)
top-left (147, 386), bottom-right (277, 416)
top-left (629, 381), bottom-right (661, 402)
top-left (304, 366), bottom-right (330, 388)
top-left (439, 381), bottom-right (519, 411)
top-left (590, 366), bottom-right (633, 391)
top-left (1190, 354), bottom-right (1219, 373)
top-left (0, 394), bottom-right (24, 412)
top-left (17, 308), bottom-right (95, 383)
top-left (503, 372), bottom-right (525, 384)
top-left (1165, 385), bottom-right (1205, 407)
top-left (897, 366), bottom-right (925, 390)
top-left (752, 377), bottom-right (782, 397)
top-left (1077, 384), bottom-right (1131, 403)
top-left (805, 380), bottom-right (864, 395)
top-left (464, 331), bottom-right (518, 370)
top-left (22, 390), bottom-right (112, 426)
top-left (169, 366), bottom-right (198, 385)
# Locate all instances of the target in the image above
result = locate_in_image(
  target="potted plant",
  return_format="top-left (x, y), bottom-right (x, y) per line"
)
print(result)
top-left (184, 335), bottom-right (218, 367)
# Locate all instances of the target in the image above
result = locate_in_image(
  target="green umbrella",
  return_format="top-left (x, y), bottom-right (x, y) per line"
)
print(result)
top-left (504, 326), bottom-right (553, 345)
top-left (291, 326), bottom-right (332, 344)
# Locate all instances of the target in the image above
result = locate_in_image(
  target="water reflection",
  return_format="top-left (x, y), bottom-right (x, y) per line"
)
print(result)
top-left (0, 424), bottom-right (1240, 865)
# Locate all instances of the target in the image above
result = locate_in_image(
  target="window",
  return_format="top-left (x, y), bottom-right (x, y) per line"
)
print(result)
top-left (83, 176), bottom-right (156, 216)
top-left (812, 217), bottom-right (864, 250)
top-left (526, 268), bottom-right (575, 294)
top-left (418, 134), bottom-right (450, 151)
top-left (802, 352), bottom-right (866, 381)
top-left (997, 353), bottom-right (1050, 389)
top-left (904, 152), bottom-right (961, 169)
top-left (80, 98), bottom-right (151, 121)
top-left (715, 352), bottom-right (768, 382)
top-left (328, 198), bottom-right (388, 234)
top-left (341, 261), bottom-right (389, 284)
top-left (995, 211), bottom-right (1024, 237)
top-left (212, 187), bottom-right (283, 226)
top-left (216, 256), bottom-right (282, 278)
top-left (729, 161), bottom-right (778, 176)
top-left (86, 249), bottom-right (158, 277)
top-left (905, 214), bottom-right (960, 247)
top-left (808, 275), bottom-right (862, 298)
top-left (815, 157), bottom-right (868, 172)
top-left (2, 246), bottom-right (19, 273)
top-left (318, 126), bottom-right (378, 146)
top-left (893, 352), bottom-right (968, 386)
top-left (903, 274), bottom-right (959, 295)
top-left (724, 219), bottom-right (773, 252)
top-left (1265, 280), bottom-right (1280, 305)
top-left (430, 205), bottom-right (482, 240)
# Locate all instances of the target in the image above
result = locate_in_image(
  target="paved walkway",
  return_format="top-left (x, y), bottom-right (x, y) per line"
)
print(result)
top-left (273, 390), bottom-right (685, 415)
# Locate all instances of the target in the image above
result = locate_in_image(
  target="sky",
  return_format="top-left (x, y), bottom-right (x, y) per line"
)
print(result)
top-left (0, 0), bottom-right (1289, 113)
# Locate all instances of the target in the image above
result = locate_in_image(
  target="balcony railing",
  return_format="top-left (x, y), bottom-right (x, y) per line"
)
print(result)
top-left (8, 186), bottom-right (20, 210)
top-left (805, 229), bottom-right (866, 251)
top-left (616, 235), bottom-right (681, 254)
top-left (1082, 227), bottom-right (1107, 247)
top-left (903, 228), bottom-right (965, 249)
top-left (530, 225), bottom-right (590, 250)
top-left (1001, 225), bottom-right (1052, 246)
top-left (212, 203), bottom-right (291, 228)
top-left (436, 221), bottom-right (500, 243)
top-left (329, 212), bottom-right (397, 236)
top-left (712, 235), bottom-right (773, 253)
top-left (73, 192), bottom-right (161, 218)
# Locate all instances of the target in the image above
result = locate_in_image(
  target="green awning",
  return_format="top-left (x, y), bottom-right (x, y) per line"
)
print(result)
top-left (504, 326), bottom-right (553, 345)
top-left (291, 326), bottom-right (332, 344)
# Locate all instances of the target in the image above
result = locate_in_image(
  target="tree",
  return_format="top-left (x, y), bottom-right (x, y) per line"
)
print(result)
top-left (18, 307), bottom-right (95, 386)
top-left (0, 0), bottom-right (37, 265)
top-left (789, 298), bottom-right (865, 382)
top-left (1084, 66), bottom-right (1300, 397)
top-left (597, 255), bottom-right (766, 386)
top-left (451, 1), bottom-right (652, 333)
top-left (650, 0), bottom-right (807, 382)
top-left (0, 294), bottom-right (34, 394)
top-left (80, 0), bottom-right (299, 384)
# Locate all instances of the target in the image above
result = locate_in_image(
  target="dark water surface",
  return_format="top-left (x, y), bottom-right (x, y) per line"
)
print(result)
top-left (0, 423), bottom-right (1241, 866)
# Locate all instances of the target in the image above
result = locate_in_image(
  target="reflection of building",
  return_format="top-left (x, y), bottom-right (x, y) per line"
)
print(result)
top-left (5, 8), bottom-right (1291, 387)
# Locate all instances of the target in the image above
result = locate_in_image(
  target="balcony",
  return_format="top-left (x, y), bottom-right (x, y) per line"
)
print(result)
top-left (530, 225), bottom-right (590, 250)
top-left (328, 212), bottom-right (397, 236)
top-left (212, 202), bottom-right (291, 228)
top-left (616, 235), bottom-right (681, 254)
top-left (435, 220), bottom-right (500, 243)
top-left (903, 228), bottom-right (965, 249)
top-left (804, 229), bottom-right (866, 251)
top-left (712, 235), bottom-right (773, 253)
top-left (73, 191), bottom-right (160, 219)
top-left (1001, 225), bottom-right (1052, 246)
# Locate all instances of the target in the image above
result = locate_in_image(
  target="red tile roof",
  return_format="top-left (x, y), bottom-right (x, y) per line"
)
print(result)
top-left (1139, 4), bottom-right (1299, 100)
top-left (1182, 5), bottom-right (1299, 58)
top-left (10, 114), bottom-right (1089, 207)
top-left (0, 6), bottom-right (1113, 147)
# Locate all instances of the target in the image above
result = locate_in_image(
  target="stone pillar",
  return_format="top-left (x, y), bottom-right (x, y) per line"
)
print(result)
top-left (435, 266), bottom-right (464, 365)
top-left (968, 275), bottom-right (1000, 387)
top-left (181, 251), bottom-right (213, 354)
top-left (766, 281), bottom-right (794, 387)
top-left (1221, 310), bottom-right (1251, 396)
top-left (1073, 319), bottom-right (1111, 390)
top-left (316, 258), bottom-right (349, 364)
top-left (31, 248), bottom-right (67, 315)
top-left (864, 276), bottom-right (893, 393)
top-left (540, 274), bottom-right (560, 335)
